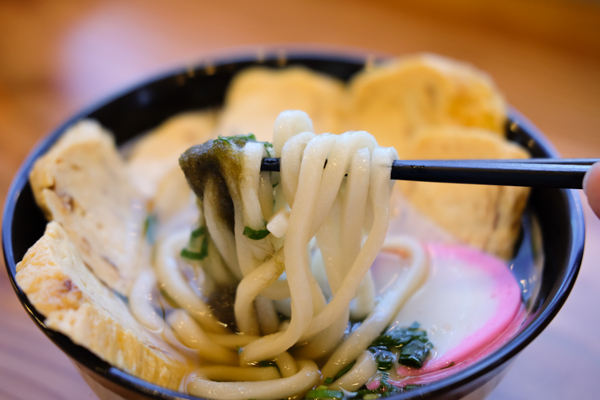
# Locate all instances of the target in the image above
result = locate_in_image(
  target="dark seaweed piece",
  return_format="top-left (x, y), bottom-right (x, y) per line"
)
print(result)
top-left (179, 134), bottom-right (256, 230)
top-left (207, 285), bottom-right (237, 330)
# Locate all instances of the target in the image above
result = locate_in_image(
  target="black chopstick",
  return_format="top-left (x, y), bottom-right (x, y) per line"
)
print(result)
top-left (458, 158), bottom-right (598, 165)
top-left (260, 158), bottom-right (599, 189)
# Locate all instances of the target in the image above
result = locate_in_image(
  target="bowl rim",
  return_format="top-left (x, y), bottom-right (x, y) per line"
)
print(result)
top-left (2, 50), bottom-right (586, 400)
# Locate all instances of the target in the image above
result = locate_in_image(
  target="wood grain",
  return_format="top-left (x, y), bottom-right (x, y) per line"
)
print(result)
top-left (1, 0), bottom-right (599, 399)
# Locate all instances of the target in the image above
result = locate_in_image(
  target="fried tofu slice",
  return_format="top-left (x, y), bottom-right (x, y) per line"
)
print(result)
top-left (398, 125), bottom-right (530, 259)
top-left (216, 66), bottom-right (345, 141)
top-left (347, 54), bottom-right (506, 152)
top-left (127, 111), bottom-right (217, 198)
top-left (16, 222), bottom-right (186, 389)
top-left (29, 120), bottom-right (144, 295)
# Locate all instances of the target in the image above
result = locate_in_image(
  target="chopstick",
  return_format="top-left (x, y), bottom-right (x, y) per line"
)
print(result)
top-left (260, 158), bottom-right (599, 189)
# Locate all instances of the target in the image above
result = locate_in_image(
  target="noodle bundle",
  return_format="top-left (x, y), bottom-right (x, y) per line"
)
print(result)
top-left (129, 110), bottom-right (429, 399)
top-left (17, 55), bottom-right (530, 400)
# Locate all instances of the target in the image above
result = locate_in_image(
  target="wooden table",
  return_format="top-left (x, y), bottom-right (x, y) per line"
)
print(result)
top-left (1, 1), bottom-right (599, 399)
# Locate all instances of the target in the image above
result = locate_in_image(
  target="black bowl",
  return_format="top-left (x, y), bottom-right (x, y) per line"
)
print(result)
top-left (2, 51), bottom-right (585, 400)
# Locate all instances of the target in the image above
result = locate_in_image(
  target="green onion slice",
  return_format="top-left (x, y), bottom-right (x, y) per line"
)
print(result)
top-left (333, 360), bottom-right (355, 380)
top-left (243, 226), bottom-right (270, 240)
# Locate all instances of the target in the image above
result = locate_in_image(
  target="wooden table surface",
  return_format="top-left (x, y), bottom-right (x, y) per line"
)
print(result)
top-left (1, 1), bottom-right (599, 399)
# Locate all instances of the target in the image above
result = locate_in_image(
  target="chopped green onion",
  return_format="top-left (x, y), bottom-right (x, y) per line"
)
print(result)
top-left (324, 377), bottom-right (333, 385)
top-left (305, 389), bottom-right (343, 399)
top-left (371, 322), bottom-right (428, 348)
top-left (376, 352), bottom-right (395, 371)
top-left (180, 248), bottom-right (206, 260)
top-left (215, 133), bottom-right (257, 148)
top-left (399, 339), bottom-right (433, 368)
top-left (264, 142), bottom-right (274, 157)
top-left (181, 225), bottom-right (209, 261)
top-left (243, 226), bottom-right (270, 240)
top-left (272, 181), bottom-right (279, 188)
top-left (333, 360), bottom-right (355, 380)
top-left (368, 322), bottom-right (433, 372)
top-left (191, 226), bottom-right (207, 238)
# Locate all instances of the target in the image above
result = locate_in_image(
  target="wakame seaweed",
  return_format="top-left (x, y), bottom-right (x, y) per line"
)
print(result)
top-left (179, 134), bottom-right (258, 231)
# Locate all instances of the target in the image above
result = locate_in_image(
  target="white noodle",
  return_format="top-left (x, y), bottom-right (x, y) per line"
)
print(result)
top-left (234, 249), bottom-right (284, 335)
top-left (144, 111), bottom-right (433, 399)
top-left (205, 332), bottom-right (261, 349)
top-left (301, 147), bottom-right (398, 339)
top-left (328, 351), bottom-right (378, 392)
top-left (129, 269), bottom-right (164, 332)
top-left (187, 360), bottom-right (320, 400)
top-left (321, 236), bottom-right (428, 380)
top-left (255, 295), bottom-right (280, 335)
top-left (154, 231), bottom-right (228, 334)
top-left (274, 351), bottom-right (298, 378)
top-left (196, 365), bottom-right (281, 382)
top-left (168, 310), bottom-right (238, 365)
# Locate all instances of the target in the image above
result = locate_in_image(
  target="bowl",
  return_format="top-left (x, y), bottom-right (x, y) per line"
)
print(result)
top-left (2, 50), bottom-right (585, 400)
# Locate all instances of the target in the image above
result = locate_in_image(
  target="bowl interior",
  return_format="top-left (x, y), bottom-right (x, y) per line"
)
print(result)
top-left (2, 52), bottom-right (585, 399)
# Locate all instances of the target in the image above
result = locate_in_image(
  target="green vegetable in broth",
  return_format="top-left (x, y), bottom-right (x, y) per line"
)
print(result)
top-left (243, 226), bottom-right (270, 240)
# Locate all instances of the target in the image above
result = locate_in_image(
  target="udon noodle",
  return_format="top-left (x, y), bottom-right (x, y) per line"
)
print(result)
top-left (128, 110), bottom-right (430, 399)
